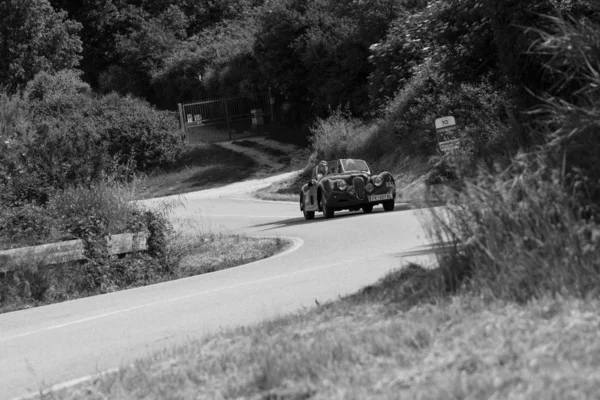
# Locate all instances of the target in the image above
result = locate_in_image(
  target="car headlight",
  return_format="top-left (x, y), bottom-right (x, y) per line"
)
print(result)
top-left (373, 175), bottom-right (383, 187)
top-left (337, 180), bottom-right (347, 191)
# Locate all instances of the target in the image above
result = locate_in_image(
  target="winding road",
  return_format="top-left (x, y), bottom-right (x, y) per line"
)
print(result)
top-left (0, 172), bottom-right (438, 400)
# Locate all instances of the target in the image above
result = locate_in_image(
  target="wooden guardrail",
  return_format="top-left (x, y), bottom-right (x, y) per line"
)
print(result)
top-left (0, 231), bottom-right (148, 272)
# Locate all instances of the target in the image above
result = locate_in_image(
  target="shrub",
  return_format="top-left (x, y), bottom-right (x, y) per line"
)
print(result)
top-left (24, 69), bottom-right (90, 101)
top-left (95, 93), bottom-right (184, 172)
top-left (309, 108), bottom-right (366, 161)
top-left (0, 204), bottom-right (63, 250)
top-left (46, 181), bottom-right (144, 238)
top-left (529, 13), bottom-right (600, 215)
top-left (431, 156), bottom-right (600, 301)
top-left (431, 12), bottom-right (600, 302)
top-left (1, 71), bottom-right (184, 206)
top-left (383, 63), bottom-right (514, 160)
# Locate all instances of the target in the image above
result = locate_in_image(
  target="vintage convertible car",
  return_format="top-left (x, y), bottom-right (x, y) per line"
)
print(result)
top-left (299, 158), bottom-right (396, 220)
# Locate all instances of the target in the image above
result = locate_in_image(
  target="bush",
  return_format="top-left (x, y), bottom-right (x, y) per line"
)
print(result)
top-left (431, 12), bottom-right (600, 302)
top-left (432, 156), bottom-right (600, 302)
top-left (46, 181), bottom-right (145, 238)
top-left (1, 71), bottom-right (184, 205)
top-left (529, 13), bottom-right (600, 215)
top-left (24, 69), bottom-right (90, 101)
top-left (383, 63), bottom-right (514, 160)
top-left (0, 180), bottom-right (147, 249)
top-left (0, 205), bottom-right (64, 250)
top-left (0, 181), bottom-right (174, 302)
top-left (95, 93), bottom-right (184, 172)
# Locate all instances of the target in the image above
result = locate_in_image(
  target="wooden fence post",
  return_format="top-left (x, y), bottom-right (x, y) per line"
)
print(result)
top-left (177, 103), bottom-right (187, 144)
top-left (223, 99), bottom-right (232, 140)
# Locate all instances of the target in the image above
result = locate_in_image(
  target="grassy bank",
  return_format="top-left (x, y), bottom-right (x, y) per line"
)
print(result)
top-left (134, 144), bottom-right (259, 200)
top-left (1, 232), bottom-right (288, 314)
top-left (0, 170), bottom-right (290, 314)
top-left (36, 265), bottom-right (600, 399)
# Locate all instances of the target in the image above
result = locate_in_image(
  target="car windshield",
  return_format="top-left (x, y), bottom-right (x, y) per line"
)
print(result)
top-left (326, 160), bottom-right (339, 174)
top-left (340, 159), bottom-right (369, 173)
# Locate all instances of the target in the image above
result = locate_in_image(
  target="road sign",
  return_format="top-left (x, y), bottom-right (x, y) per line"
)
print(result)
top-left (434, 116), bottom-right (460, 153)
top-left (435, 116), bottom-right (455, 130)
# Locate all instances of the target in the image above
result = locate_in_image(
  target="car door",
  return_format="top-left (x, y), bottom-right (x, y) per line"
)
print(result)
top-left (304, 166), bottom-right (320, 211)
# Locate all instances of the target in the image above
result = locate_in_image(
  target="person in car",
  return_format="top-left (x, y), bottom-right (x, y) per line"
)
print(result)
top-left (316, 160), bottom-right (328, 180)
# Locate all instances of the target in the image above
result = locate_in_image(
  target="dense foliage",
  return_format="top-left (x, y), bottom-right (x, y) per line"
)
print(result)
top-left (0, 0), bottom-right (82, 91)
top-left (1, 70), bottom-right (183, 207)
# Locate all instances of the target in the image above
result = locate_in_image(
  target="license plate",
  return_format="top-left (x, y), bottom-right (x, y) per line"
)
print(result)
top-left (368, 193), bottom-right (393, 202)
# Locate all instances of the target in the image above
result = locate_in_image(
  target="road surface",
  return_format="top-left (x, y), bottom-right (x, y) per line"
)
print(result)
top-left (0, 174), bottom-right (438, 399)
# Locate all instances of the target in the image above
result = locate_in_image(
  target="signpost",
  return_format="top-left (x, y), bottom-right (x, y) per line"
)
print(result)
top-left (434, 116), bottom-right (460, 154)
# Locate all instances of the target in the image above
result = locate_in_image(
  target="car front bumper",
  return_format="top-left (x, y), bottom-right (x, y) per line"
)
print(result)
top-left (326, 188), bottom-right (396, 209)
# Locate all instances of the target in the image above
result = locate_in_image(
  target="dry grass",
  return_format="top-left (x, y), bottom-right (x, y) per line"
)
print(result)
top-left (135, 144), bottom-right (259, 200)
top-left (39, 275), bottom-right (600, 400)
top-left (176, 234), bottom-right (288, 276)
top-left (0, 234), bottom-right (288, 314)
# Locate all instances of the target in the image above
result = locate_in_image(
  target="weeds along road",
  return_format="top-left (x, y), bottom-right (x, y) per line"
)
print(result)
top-left (0, 173), bottom-right (437, 400)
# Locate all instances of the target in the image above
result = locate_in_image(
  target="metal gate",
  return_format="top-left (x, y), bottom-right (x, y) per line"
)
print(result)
top-left (178, 92), bottom-right (273, 144)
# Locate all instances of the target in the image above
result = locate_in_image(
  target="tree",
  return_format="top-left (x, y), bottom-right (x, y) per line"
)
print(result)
top-left (98, 5), bottom-right (189, 102)
top-left (0, 0), bottom-right (82, 91)
top-left (254, 0), bottom-right (402, 117)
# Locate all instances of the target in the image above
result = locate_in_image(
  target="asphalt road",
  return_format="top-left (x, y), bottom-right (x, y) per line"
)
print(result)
top-left (0, 181), bottom-right (438, 400)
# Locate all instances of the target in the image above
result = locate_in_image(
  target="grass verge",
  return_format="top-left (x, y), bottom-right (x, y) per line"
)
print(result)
top-left (0, 233), bottom-right (288, 314)
top-left (135, 144), bottom-right (259, 200)
top-left (37, 265), bottom-right (600, 400)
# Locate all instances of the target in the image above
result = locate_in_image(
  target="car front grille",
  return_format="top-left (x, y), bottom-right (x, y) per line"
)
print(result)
top-left (353, 177), bottom-right (365, 200)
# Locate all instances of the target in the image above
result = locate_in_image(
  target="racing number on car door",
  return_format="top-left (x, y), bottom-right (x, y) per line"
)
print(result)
top-left (309, 182), bottom-right (317, 207)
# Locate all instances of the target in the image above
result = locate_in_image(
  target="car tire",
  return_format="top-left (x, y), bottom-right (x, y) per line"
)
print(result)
top-left (320, 196), bottom-right (334, 219)
top-left (362, 204), bottom-right (373, 214)
top-left (301, 195), bottom-right (315, 220)
top-left (383, 200), bottom-right (395, 212)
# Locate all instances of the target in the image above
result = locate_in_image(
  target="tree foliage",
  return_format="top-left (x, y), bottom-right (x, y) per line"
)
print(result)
top-left (0, 0), bottom-right (82, 91)
top-left (254, 0), bottom-right (402, 117)
top-left (1, 71), bottom-right (182, 206)
top-left (98, 5), bottom-right (189, 101)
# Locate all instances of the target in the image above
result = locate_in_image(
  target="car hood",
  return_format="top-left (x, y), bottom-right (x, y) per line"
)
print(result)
top-left (324, 172), bottom-right (371, 181)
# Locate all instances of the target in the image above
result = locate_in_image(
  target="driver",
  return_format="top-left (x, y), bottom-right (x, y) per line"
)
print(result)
top-left (316, 160), bottom-right (328, 180)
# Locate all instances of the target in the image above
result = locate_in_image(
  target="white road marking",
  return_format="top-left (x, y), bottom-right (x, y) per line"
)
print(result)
top-left (8, 240), bottom-right (438, 400)
top-left (1, 240), bottom-right (441, 344)
top-left (202, 214), bottom-right (299, 218)
top-left (2, 236), bottom-right (303, 343)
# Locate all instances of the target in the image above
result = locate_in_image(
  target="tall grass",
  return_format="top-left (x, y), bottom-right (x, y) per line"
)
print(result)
top-left (0, 179), bottom-right (145, 250)
top-left (308, 107), bottom-right (395, 167)
top-left (431, 158), bottom-right (600, 301)
top-left (429, 12), bottom-right (600, 302)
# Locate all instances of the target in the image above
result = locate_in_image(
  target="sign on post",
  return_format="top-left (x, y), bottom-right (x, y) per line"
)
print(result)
top-left (435, 116), bottom-right (460, 153)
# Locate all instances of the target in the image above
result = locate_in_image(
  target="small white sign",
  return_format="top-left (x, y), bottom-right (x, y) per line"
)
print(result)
top-left (435, 116), bottom-right (460, 154)
top-left (435, 116), bottom-right (456, 129)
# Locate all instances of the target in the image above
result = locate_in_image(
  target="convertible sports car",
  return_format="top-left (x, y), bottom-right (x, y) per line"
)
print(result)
top-left (299, 159), bottom-right (396, 220)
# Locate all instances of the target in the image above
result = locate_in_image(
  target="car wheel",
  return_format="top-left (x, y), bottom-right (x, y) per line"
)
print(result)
top-left (301, 195), bottom-right (315, 220)
top-left (362, 204), bottom-right (373, 214)
top-left (383, 200), bottom-right (395, 212)
top-left (320, 196), bottom-right (334, 219)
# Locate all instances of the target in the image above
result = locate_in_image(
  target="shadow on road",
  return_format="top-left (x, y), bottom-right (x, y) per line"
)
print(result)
top-left (250, 205), bottom-right (413, 232)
